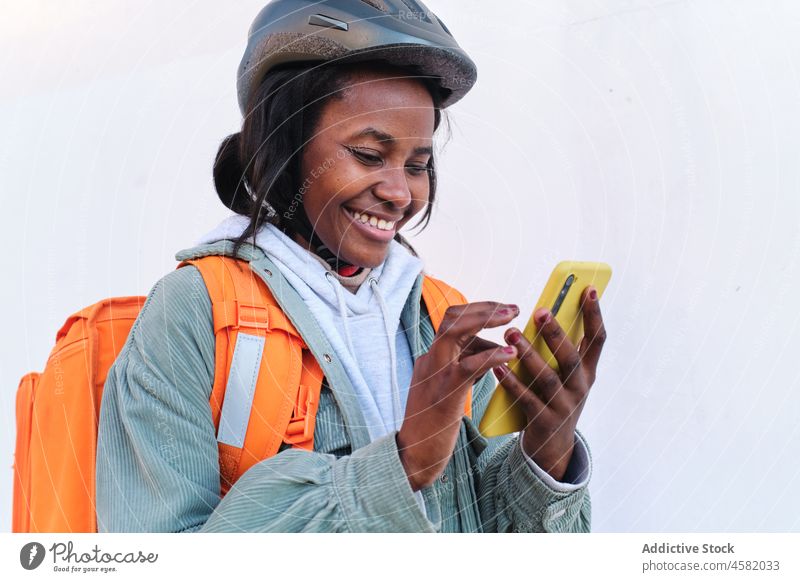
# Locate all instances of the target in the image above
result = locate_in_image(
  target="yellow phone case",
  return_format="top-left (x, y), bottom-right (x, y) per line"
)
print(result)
top-left (478, 261), bottom-right (612, 437)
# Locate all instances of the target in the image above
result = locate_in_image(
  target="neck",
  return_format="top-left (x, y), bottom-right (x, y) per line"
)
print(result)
top-left (290, 231), bottom-right (362, 276)
top-left (290, 231), bottom-right (311, 252)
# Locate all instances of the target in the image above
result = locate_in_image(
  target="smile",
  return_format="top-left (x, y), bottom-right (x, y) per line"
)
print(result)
top-left (344, 207), bottom-right (397, 231)
top-left (343, 207), bottom-right (398, 242)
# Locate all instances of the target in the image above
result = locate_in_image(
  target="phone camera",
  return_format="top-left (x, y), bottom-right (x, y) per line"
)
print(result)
top-left (551, 274), bottom-right (575, 316)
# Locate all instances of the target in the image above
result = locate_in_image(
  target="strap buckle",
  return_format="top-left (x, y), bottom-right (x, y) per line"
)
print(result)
top-left (284, 383), bottom-right (318, 446)
top-left (235, 302), bottom-right (270, 330)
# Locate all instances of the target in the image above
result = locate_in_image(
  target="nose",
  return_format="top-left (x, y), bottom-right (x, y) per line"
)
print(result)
top-left (372, 165), bottom-right (413, 211)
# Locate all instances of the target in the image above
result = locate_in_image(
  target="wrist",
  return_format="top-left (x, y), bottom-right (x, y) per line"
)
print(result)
top-left (395, 433), bottom-right (425, 491)
top-left (521, 433), bottom-right (573, 482)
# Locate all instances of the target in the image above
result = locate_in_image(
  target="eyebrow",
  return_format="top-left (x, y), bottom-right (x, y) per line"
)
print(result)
top-left (350, 127), bottom-right (433, 156)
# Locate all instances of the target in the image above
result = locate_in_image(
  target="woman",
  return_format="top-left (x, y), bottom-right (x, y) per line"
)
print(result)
top-left (96, 0), bottom-right (605, 532)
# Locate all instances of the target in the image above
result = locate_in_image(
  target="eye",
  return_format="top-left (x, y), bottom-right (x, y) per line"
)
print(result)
top-left (405, 164), bottom-right (430, 177)
top-left (346, 146), bottom-right (382, 165)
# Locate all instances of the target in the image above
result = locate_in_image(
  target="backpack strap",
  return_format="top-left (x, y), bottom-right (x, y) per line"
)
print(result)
top-left (179, 257), bottom-right (472, 493)
top-left (180, 256), bottom-right (323, 494)
top-left (421, 275), bottom-right (473, 419)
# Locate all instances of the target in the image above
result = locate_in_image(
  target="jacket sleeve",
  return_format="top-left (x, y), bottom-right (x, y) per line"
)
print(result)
top-left (96, 266), bottom-right (433, 533)
top-left (465, 370), bottom-right (593, 533)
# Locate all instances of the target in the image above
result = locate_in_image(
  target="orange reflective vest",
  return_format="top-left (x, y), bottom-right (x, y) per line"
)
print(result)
top-left (13, 255), bottom-right (471, 532)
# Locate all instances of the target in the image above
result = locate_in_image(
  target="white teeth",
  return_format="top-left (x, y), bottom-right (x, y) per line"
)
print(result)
top-left (348, 209), bottom-right (395, 231)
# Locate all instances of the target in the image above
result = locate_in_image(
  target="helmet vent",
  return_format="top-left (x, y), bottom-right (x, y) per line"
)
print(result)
top-left (398, 0), bottom-right (432, 23)
top-left (360, 0), bottom-right (389, 13)
top-left (308, 14), bottom-right (349, 31)
top-left (436, 16), bottom-right (452, 37)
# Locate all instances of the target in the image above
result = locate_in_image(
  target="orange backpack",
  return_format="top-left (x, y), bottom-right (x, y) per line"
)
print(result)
top-left (13, 255), bottom-right (471, 533)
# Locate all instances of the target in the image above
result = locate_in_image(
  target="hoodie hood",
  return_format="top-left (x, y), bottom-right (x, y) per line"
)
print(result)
top-left (198, 215), bottom-right (424, 442)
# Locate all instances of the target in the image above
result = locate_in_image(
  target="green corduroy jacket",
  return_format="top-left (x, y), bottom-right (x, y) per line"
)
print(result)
top-left (95, 241), bottom-right (592, 532)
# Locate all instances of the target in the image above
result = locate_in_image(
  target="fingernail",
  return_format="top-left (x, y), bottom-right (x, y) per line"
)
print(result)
top-left (589, 288), bottom-right (598, 301)
top-left (498, 304), bottom-right (519, 316)
top-left (507, 331), bottom-right (522, 344)
top-left (502, 346), bottom-right (516, 354)
top-left (536, 309), bottom-right (551, 325)
top-left (493, 366), bottom-right (507, 378)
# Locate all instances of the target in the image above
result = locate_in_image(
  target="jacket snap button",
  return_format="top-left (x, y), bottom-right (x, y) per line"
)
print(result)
top-left (440, 474), bottom-right (448, 483)
top-left (265, 269), bottom-right (273, 277)
top-left (323, 353), bottom-right (332, 363)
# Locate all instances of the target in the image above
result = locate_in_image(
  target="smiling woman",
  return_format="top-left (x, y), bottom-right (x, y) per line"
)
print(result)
top-left (216, 61), bottom-right (442, 269)
top-left (93, 0), bottom-right (602, 533)
top-left (298, 69), bottom-right (436, 266)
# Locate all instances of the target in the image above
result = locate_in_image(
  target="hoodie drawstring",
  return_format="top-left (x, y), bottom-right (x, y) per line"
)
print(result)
top-left (370, 277), bottom-right (403, 432)
top-left (325, 272), bottom-right (359, 358)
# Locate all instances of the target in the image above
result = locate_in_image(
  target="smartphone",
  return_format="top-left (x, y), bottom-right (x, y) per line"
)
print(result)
top-left (478, 261), bottom-right (612, 437)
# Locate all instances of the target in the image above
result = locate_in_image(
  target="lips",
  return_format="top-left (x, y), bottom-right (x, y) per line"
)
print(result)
top-left (342, 206), bottom-right (397, 242)
top-left (345, 206), bottom-right (403, 226)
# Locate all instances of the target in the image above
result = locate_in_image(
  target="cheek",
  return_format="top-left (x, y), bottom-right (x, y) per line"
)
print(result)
top-left (301, 169), bottom-right (350, 233)
top-left (310, 163), bottom-right (364, 219)
top-left (299, 144), bottom-right (347, 218)
top-left (329, 157), bottom-right (371, 192)
top-left (302, 167), bottom-right (339, 211)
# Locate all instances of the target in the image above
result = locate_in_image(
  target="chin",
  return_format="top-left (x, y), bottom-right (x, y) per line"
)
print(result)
top-left (344, 246), bottom-right (390, 269)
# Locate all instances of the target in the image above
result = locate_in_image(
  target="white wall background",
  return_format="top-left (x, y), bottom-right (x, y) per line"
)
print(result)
top-left (2, 0), bottom-right (799, 532)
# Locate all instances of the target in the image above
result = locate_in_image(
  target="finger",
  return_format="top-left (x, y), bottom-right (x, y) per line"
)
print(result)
top-left (504, 327), bottom-right (565, 404)
top-left (492, 363), bottom-right (545, 419)
top-left (579, 286), bottom-right (607, 383)
top-left (532, 308), bottom-right (583, 387)
top-left (437, 302), bottom-right (520, 335)
top-left (433, 302), bottom-right (520, 351)
top-left (460, 336), bottom-right (503, 358)
top-left (458, 344), bottom-right (518, 382)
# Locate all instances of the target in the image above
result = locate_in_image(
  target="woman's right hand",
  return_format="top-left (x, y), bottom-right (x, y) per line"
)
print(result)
top-left (396, 302), bottom-right (520, 491)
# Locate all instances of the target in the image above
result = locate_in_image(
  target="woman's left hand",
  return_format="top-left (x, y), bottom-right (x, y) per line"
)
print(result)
top-left (492, 286), bottom-right (606, 482)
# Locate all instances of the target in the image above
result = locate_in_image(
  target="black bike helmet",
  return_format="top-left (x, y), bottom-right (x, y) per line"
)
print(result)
top-left (228, 0), bottom-right (476, 271)
top-left (236, 0), bottom-right (477, 115)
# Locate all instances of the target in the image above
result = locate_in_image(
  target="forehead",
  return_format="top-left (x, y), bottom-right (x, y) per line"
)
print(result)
top-left (316, 72), bottom-right (435, 142)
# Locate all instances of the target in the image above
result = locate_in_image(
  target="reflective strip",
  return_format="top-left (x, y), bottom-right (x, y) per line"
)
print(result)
top-left (217, 333), bottom-right (265, 448)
